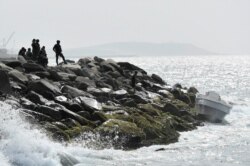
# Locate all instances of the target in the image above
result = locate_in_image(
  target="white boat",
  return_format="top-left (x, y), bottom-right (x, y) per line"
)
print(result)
top-left (195, 91), bottom-right (232, 122)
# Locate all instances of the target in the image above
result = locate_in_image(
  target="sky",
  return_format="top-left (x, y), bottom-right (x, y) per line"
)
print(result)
top-left (0, 0), bottom-right (250, 54)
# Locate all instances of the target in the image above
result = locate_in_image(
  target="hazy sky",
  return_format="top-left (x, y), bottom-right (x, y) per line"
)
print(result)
top-left (0, 0), bottom-right (250, 54)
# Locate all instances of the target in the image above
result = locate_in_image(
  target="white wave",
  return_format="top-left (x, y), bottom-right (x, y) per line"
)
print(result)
top-left (0, 101), bottom-right (63, 166)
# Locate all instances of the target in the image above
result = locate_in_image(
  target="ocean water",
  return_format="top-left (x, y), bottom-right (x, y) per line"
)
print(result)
top-left (1, 55), bottom-right (250, 166)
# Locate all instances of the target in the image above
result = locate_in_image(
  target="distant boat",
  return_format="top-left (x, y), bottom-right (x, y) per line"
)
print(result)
top-left (195, 91), bottom-right (232, 122)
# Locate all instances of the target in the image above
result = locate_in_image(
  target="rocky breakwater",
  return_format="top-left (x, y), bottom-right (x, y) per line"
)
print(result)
top-left (0, 57), bottom-right (202, 149)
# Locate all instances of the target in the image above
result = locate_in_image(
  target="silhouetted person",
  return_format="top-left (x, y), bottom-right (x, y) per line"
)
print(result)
top-left (131, 71), bottom-right (138, 92)
top-left (31, 39), bottom-right (36, 60)
top-left (18, 47), bottom-right (26, 58)
top-left (38, 46), bottom-right (48, 67)
top-left (31, 39), bottom-right (40, 60)
top-left (25, 48), bottom-right (32, 60)
top-left (53, 40), bottom-right (67, 65)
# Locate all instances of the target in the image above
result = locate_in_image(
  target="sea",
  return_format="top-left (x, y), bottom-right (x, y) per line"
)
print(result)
top-left (1, 55), bottom-right (250, 166)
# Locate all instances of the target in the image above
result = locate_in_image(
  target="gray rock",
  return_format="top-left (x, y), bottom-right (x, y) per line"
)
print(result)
top-left (25, 91), bottom-right (49, 105)
top-left (75, 96), bottom-right (102, 110)
top-left (36, 105), bottom-right (62, 121)
top-left (151, 74), bottom-right (165, 84)
top-left (0, 70), bottom-right (11, 94)
top-left (8, 70), bottom-right (28, 84)
top-left (0, 62), bottom-right (13, 72)
top-left (21, 109), bottom-right (55, 122)
top-left (61, 85), bottom-right (93, 98)
top-left (59, 108), bottom-right (94, 126)
top-left (117, 62), bottom-right (147, 74)
top-left (75, 76), bottom-right (96, 90)
top-left (23, 62), bottom-right (45, 72)
top-left (78, 57), bottom-right (92, 67)
top-left (29, 79), bottom-right (61, 98)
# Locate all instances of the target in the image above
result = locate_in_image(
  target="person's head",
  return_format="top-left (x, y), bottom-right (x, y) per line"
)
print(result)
top-left (36, 39), bottom-right (39, 43)
top-left (57, 40), bottom-right (60, 44)
top-left (32, 39), bottom-right (36, 43)
top-left (42, 46), bottom-right (45, 49)
top-left (28, 48), bottom-right (31, 51)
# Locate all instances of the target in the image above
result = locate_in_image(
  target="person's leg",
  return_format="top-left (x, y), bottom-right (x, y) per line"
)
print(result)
top-left (60, 53), bottom-right (67, 64)
top-left (56, 54), bottom-right (59, 65)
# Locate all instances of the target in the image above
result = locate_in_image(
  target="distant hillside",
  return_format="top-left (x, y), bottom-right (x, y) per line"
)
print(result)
top-left (64, 42), bottom-right (214, 57)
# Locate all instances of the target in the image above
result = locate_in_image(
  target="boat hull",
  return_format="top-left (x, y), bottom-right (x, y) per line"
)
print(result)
top-left (195, 93), bottom-right (232, 122)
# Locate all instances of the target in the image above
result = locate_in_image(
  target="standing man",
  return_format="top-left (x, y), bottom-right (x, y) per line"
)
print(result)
top-left (53, 40), bottom-right (67, 65)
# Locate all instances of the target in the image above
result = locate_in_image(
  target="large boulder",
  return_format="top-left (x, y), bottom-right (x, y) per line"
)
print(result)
top-left (151, 74), bottom-right (165, 85)
top-left (74, 96), bottom-right (102, 110)
top-left (2, 59), bottom-right (22, 68)
top-left (117, 62), bottom-right (147, 74)
top-left (36, 105), bottom-right (62, 121)
top-left (61, 85), bottom-right (93, 98)
top-left (0, 70), bottom-right (11, 94)
top-left (0, 62), bottom-right (13, 72)
top-left (75, 76), bottom-right (96, 90)
top-left (59, 108), bottom-right (94, 126)
top-left (29, 79), bottom-right (61, 99)
top-left (23, 62), bottom-right (45, 72)
top-left (8, 70), bottom-right (28, 84)
top-left (96, 119), bottom-right (145, 149)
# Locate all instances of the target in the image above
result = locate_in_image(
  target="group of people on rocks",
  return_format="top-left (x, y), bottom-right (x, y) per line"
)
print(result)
top-left (18, 39), bottom-right (67, 67)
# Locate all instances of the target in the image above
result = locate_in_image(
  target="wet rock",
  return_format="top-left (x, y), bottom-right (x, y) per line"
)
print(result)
top-left (8, 70), bottom-right (28, 84)
top-left (173, 83), bottom-right (182, 89)
top-left (61, 85), bottom-right (93, 98)
top-left (78, 57), bottom-right (92, 67)
top-left (111, 89), bottom-right (128, 99)
top-left (3, 60), bottom-right (22, 68)
top-left (33, 71), bottom-right (51, 79)
top-left (96, 119), bottom-right (145, 149)
top-left (117, 62), bottom-right (147, 74)
top-left (57, 72), bottom-right (77, 81)
top-left (21, 109), bottom-right (55, 122)
top-left (138, 103), bottom-right (161, 116)
top-left (91, 111), bottom-right (108, 123)
top-left (77, 111), bottom-right (91, 120)
top-left (163, 102), bottom-right (180, 116)
top-left (75, 76), bottom-right (96, 90)
top-left (123, 99), bottom-right (137, 107)
top-left (52, 121), bottom-right (69, 130)
top-left (61, 118), bottom-right (81, 128)
top-left (59, 107), bottom-right (94, 126)
top-left (29, 79), bottom-right (61, 99)
top-left (0, 62), bottom-right (14, 72)
top-left (23, 62), bottom-right (45, 72)
top-left (20, 97), bottom-right (37, 110)
top-left (26, 91), bottom-right (49, 105)
top-left (36, 105), bottom-right (62, 121)
top-left (188, 87), bottom-right (199, 94)
top-left (75, 96), bottom-right (102, 110)
top-left (151, 74), bottom-right (165, 84)
top-left (0, 70), bottom-right (11, 94)
top-left (94, 56), bottom-right (105, 63)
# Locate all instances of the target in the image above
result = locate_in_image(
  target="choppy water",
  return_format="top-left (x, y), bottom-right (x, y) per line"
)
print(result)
top-left (1, 55), bottom-right (250, 166)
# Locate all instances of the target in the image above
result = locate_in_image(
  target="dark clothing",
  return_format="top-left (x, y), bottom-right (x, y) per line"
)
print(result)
top-left (131, 74), bottom-right (137, 88)
top-left (38, 48), bottom-right (48, 67)
top-left (26, 50), bottom-right (32, 60)
top-left (53, 44), bottom-right (62, 54)
top-left (32, 42), bottom-right (40, 60)
top-left (55, 53), bottom-right (66, 65)
top-left (53, 43), bottom-right (67, 65)
top-left (18, 48), bottom-right (26, 58)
